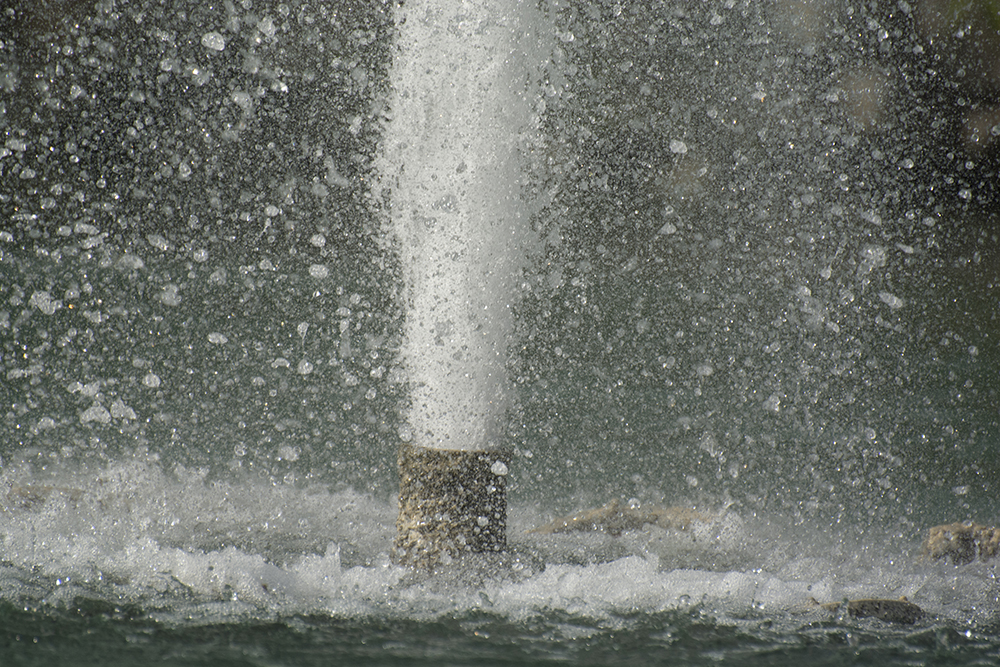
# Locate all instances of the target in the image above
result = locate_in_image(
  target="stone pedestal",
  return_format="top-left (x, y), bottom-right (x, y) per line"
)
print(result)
top-left (394, 444), bottom-right (509, 568)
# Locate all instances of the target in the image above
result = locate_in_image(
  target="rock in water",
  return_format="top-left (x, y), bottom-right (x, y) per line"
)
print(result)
top-left (922, 522), bottom-right (1000, 564)
top-left (529, 498), bottom-right (717, 536)
top-left (805, 596), bottom-right (924, 625)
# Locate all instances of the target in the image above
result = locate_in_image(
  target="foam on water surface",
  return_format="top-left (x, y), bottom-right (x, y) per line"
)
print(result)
top-left (2, 456), bottom-right (997, 631)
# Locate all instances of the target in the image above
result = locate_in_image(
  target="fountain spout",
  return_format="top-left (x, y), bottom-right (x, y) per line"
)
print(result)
top-left (380, 0), bottom-right (538, 567)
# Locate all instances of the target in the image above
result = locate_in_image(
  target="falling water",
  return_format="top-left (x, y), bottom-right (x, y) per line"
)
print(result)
top-left (379, 0), bottom-right (540, 452)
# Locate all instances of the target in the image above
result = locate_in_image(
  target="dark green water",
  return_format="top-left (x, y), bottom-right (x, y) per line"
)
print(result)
top-left (3, 602), bottom-right (1000, 666)
top-left (3, 563), bottom-right (1000, 666)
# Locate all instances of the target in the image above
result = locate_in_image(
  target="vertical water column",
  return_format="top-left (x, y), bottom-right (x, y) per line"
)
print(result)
top-left (381, 0), bottom-right (538, 567)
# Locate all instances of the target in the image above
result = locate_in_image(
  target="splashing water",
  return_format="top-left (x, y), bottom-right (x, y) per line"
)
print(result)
top-left (377, 0), bottom-right (544, 452)
top-left (1, 0), bottom-right (999, 663)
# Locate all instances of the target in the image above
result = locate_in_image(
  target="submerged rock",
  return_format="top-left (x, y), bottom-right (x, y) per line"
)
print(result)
top-left (5, 484), bottom-right (84, 510)
top-left (805, 596), bottom-right (924, 625)
top-left (529, 498), bottom-right (717, 536)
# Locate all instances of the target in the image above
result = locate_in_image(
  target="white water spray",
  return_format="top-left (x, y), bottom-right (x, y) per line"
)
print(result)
top-left (381, 0), bottom-right (539, 453)
top-left (379, 0), bottom-right (543, 565)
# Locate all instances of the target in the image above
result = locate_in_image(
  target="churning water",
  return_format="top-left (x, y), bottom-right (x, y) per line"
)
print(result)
top-left (2, 0), bottom-right (999, 664)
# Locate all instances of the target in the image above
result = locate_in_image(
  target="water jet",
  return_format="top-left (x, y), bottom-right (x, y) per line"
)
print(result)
top-left (379, 0), bottom-right (540, 567)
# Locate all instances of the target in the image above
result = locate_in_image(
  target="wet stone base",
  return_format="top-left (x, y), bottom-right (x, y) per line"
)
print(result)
top-left (394, 444), bottom-right (509, 569)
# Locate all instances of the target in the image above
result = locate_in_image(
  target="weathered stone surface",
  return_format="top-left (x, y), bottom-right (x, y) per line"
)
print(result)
top-left (394, 444), bottom-right (509, 569)
top-left (922, 522), bottom-right (1000, 564)
top-left (529, 498), bottom-right (717, 536)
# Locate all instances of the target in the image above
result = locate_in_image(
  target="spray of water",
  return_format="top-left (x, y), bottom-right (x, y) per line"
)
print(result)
top-left (378, 0), bottom-right (544, 452)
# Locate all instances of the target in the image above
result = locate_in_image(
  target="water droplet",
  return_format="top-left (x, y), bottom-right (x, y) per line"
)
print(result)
top-left (201, 31), bottom-right (226, 51)
top-left (878, 292), bottom-right (905, 310)
top-left (147, 234), bottom-right (170, 251)
top-left (257, 16), bottom-right (277, 38)
top-left (29, 291), bottom-right (61, 315)
top-left (80, 404), bottom-right (111, 424)
top-left (277, 445), bottom-right (300, 462)
top-left (110, 398), bottom-right (136, 420)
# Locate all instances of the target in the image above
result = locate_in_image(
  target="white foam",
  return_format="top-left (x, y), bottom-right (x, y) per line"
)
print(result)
top-left (2, 456), bottom-right (998, 625)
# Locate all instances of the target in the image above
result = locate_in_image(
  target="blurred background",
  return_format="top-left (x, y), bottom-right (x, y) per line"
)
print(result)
top-left (1, 0), bottom-right (997, 528)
